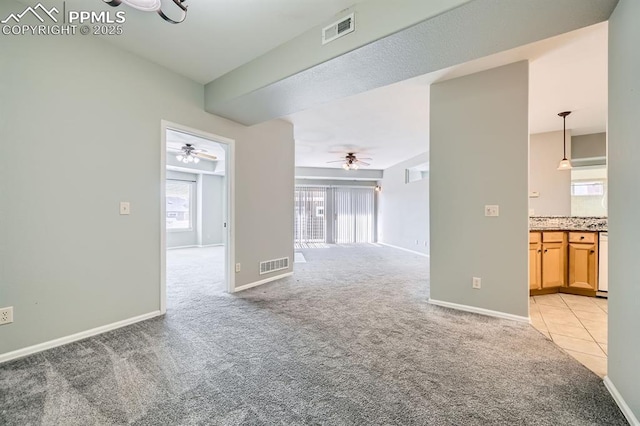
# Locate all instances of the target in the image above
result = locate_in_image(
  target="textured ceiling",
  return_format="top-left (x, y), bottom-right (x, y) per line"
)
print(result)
top-left (208, 0), bottom-right (616, 125)
top-left (23, 0), bottom-right (370, 84)
top-left (289, 22), bottom-right (608, 169)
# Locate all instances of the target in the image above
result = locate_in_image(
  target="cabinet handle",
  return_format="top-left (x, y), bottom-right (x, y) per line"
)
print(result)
top-left (544, 249), bottom-right (548, 253)
top-left (537, 250), bottom-right (541, 253)
top-left (590, 250), bottom-right (595, 254)
top-left (580, 236), bottom-right (585, 240)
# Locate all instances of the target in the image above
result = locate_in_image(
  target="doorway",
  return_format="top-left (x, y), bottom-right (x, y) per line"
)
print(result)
top-left (160, 121), bottom-right (235, 313)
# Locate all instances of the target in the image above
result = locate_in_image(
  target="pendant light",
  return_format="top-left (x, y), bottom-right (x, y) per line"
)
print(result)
top-left (557, 111), bottom-right (572, 171)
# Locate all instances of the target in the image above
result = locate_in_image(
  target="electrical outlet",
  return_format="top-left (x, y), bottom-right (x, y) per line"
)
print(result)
top-left (0, 307), bottom-right (13, 325)
top-left (472, 277), bottom-right (481, 289)
top-left (235, 263), bottom-right (241, 273)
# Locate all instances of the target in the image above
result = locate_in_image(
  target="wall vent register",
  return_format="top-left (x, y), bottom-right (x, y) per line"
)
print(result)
top-left (260, 257), bottom-right (290, 275)
top-left (322, 13), bottom-right (355, 45)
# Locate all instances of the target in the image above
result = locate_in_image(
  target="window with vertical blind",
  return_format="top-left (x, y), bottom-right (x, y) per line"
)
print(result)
top-left (294, 186), bottom-right (375, 244)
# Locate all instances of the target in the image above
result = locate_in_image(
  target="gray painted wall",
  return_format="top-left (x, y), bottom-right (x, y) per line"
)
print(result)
top-left (430, 61), bottom-right (529, 318)
top-left (571, 132), bottom-right (606, 159)
top-left (378, 153), bottom-right (429, 255)
top-left (201, 174), bottom-right (225, 246)
top-left (608, 0), bottom-right (640, 420)
top-left (0, 0), bottom-right (294, 355)
top-left (529, 131), bottom-right (572, 216)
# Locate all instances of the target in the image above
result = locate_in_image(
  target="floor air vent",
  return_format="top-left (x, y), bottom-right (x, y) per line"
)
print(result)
top-left (260, 257), bottom-right (289, 275)
top-left (322, 13), bottom-right (355, 45)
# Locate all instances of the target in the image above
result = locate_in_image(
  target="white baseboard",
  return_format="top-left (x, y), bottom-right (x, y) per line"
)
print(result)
top-left (0, 310), bottom-right (163, 364)
top-left (604, 376), bottom-right (640, 426)
top-left (234, 272), bottom-right (294, 293)
top-left (378, 242), bottom-right (430, 258)
top-left (166, 245), bottom-right (199, 250)
top-left (428, 299), bottom-right (530, 323)
top-left (199, 243), bottom-right (223, 248)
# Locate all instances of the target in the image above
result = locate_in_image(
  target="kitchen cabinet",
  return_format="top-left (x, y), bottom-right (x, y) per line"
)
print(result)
top-left (568, 232), bottom-right (598, 291)
top-left (541, 232), bottom-right (567, 288)
top-left (529, 232), bottom-right (542, 290)
top-left (529, 232), bottom-right (567, 291)
top-left (529, 230), bottom-right (598, 296)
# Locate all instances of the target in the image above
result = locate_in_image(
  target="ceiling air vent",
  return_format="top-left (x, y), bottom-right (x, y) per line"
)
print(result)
top-left (260, 257), bottom-right (290, 275)
top-left (322, 13), bottom-right (355, 45)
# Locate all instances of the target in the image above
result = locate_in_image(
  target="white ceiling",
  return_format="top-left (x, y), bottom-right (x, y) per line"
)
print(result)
top-left (288, 22), bottom-right (608, 170)
top-left (33, 0), bottom-right (369, 84)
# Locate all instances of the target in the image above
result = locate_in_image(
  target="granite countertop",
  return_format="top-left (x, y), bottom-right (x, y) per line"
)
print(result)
top-left (529, 216), bottom-right (608, 232)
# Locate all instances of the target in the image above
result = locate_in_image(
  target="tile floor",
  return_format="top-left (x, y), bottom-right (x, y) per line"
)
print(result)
top-left (530, 293), bottom-right (608, 377)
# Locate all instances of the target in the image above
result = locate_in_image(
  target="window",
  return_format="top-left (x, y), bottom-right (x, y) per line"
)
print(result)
top-left (166, 180), bottom-right (193, 230)
top-left (405, 162), bottom-right (429, 183)
top-left (570, 166), bottom-right (607, 217)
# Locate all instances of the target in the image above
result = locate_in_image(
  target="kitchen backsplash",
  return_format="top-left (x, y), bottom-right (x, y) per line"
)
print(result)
top-left (529, 216), bottom-right (608, 232)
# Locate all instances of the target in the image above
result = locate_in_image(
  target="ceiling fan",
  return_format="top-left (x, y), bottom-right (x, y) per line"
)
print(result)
top-left (171, 144), bottom-right (217, 164)
top-left (327, 152), bottom-right (372, 170)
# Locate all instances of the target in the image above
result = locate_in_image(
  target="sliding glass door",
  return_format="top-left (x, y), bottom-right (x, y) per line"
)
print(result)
top-left (294, 186), bottom-right (327, 244)
top-left (294, 186), bottom-right (375, 245)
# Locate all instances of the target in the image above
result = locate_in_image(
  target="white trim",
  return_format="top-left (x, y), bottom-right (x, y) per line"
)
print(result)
top-left (166, 245), bottom-right (199, 250)
top-left (234, 272), bottom-right (293, 293)
top-left (160, 120), bottom-right (236, 305)
top-left (0, 311), bottom-right (162, 364)
top-left (378, 242), bottom-right (430, 258)
top-left (604, 376), bottom-right (640, 426)
top-left (166, 244), bottom-right (225, 250)
top-left (428, 299), bottom-right (530, 323)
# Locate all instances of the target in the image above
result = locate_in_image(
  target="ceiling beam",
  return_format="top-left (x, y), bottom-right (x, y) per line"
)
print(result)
top-left (204, 0), bottom-right (617, 126)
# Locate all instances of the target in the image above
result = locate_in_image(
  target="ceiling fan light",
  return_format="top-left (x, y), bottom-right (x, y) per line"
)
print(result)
top-left (557, 158), bottom-right (573, 171)
top-left (176, 154), bottom-right (184, 162)
top-left (342, 163), bottom-right (349, 170)
top-left (193, 157), bottom-right (200, 164)
top-left (119, 0), bottom-right (162, 12)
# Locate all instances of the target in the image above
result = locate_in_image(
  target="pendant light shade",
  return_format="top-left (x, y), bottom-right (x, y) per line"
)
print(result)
top-left (557, 111), bottom-right (572, 171)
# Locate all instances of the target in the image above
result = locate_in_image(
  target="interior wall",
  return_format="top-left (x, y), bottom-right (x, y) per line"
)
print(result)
top-left (0, 0), bottom-right (294, 356)
top-left (378, 153), bottom-right (429, 255)
top-left (529, 130), bottom-right (572, 216)
top-left (572, 132), bottom-right (607, 160)
top-left (429, 61), bottom-right (529, 318)
top-left (607, 0), bottom-right (640, 421)
top-left (201, 174), bottom-right (225, 246)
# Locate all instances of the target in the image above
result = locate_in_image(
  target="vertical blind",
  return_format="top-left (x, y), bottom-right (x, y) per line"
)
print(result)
top-left (294, 186), bottom-right (327, 243)
top-left (334, 187), bottom-right (375, 244)
top-left (294, 186), bottom-right (375, 244)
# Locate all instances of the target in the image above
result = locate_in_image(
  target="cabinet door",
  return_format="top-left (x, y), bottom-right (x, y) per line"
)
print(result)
top-left (542, 242), bottom-right (567, 288)
top-left (529, 242), bottom-right (542, 290)
top-left (568, 243), bottom-right (598, 290)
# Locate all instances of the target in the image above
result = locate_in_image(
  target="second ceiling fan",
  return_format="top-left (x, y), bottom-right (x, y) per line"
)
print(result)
top-left (327, 152), bottom-right (371, 170)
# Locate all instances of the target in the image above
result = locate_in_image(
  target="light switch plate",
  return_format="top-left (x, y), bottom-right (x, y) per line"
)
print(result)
top-left (485, 205), bottom-right (499, 217)
top-left (120, 202), bottom-right (130, 215)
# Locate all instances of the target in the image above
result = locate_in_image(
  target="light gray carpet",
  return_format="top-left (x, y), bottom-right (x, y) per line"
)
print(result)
top-left (0, 246), bottom-right (627, 425)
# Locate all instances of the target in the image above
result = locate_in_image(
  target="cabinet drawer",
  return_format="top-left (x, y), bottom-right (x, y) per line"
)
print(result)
top-left (543, 232), bottom-right (565, 243)
top-left (529, 232), bottom-right (541, 243)
top-left (569, 232), bottom-right (596, 243)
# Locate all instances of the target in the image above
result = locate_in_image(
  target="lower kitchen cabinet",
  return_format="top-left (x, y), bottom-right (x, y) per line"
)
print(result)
top-left (568, 232), bottom-right (599, 291)
top-left (529, 231), bottom-right (599, 296)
